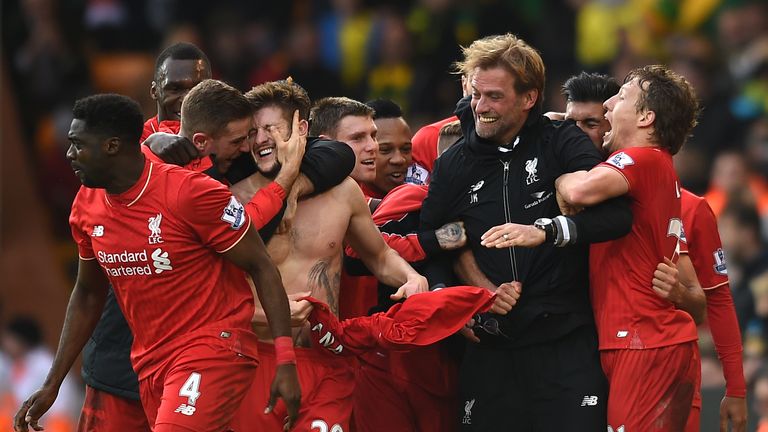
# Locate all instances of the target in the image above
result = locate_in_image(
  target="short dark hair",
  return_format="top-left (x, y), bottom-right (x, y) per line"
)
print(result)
top-left (154, 42), bottom-right (211, 81)
top-left (563, 72), bottom-right (620, 104)
top-left (181, 79), bottom-right (253, 138)
top-left (365, 99), bottom-right (403, 120)
top-left (625, 65), bottom-right (699, 155)
top-left (245, 78), bottom-right (311, 122)
top-left (6, 316), bottom-right (43, 348)
top-left (72, 94), bottom-right (144, 145)
top-left (309, 97), bottom-right (373, 137)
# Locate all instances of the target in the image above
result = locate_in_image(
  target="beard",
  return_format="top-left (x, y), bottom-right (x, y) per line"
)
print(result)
top-left (259, 161), bottom-right (282, 179)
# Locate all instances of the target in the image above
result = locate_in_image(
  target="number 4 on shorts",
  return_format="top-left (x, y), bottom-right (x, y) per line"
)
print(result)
top-left (179, 372), bottom-right (202, 406)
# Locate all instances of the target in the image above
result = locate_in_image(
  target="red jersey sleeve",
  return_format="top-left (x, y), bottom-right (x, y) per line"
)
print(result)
top-left (156, 120), bottom-right (181, 134)
top-left (705, 285), bottom-right (746, 397)
top-left (687, 196), bottom-right (729, 290)
top-left (177, 173), bottom-right (252, 253)
top-left (345, 184), bottom-right (428, 261)
top-left (141, 116), bottom-right (159, 143)
top-left (244, 182), bottom-right (286, 230)
top-left (140, 144), bottom-right (165, 164)
top-left (411, 125), bottom-right (439, 173)
top-left (68, 187), bottom-right (96, 260)
top-left (600, 147), bottom-right (660, 195)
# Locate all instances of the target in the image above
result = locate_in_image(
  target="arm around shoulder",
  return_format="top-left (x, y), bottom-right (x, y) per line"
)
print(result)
top-left (556, 166), bottom-right (629, 207)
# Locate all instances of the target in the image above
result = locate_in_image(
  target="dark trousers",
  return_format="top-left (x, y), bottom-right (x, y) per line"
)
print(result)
top-left (459, 324), bottom-right (607, 431)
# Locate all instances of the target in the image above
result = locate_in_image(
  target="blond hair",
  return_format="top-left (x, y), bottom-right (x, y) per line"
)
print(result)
top-left (456, 34), bottom-right (545, 106)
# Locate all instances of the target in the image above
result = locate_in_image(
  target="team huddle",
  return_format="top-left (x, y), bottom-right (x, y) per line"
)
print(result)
top-left (13, 33), bottom-right (746, 432)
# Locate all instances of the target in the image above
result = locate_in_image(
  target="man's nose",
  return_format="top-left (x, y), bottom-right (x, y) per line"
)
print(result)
top-left (366, 137), bottom-right (378, 152)
top-left (390, 150), bottom-right (407, 165)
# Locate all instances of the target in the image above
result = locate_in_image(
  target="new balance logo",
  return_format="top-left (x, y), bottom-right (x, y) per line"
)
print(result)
top-left (174, 404), bottom-right (196, 416)
top-left (91, 225), bottom-right (104, 237)
top-left (581, 395), bottom-right (599, 406)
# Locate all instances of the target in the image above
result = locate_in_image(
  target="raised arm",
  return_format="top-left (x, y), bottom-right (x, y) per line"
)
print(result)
top-left (15, 259), bottom-right (109, 432)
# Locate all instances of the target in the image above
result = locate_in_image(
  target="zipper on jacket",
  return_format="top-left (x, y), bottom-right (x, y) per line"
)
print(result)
top-left (500, 160), bottom-right (519, 281)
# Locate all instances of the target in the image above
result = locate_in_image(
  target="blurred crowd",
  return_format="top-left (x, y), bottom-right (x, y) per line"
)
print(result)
top-left (2, 0), bottom-right (768, 430)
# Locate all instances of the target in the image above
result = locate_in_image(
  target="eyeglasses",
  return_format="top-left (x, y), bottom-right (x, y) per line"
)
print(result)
top-left (472, 314), bottom-right (510, 339)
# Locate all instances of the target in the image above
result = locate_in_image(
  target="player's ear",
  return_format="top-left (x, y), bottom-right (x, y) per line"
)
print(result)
top-left (298, 119), bottom-right (309, 137)
top-left (103, 136), bottom-right (121, 155)
top-left (192, 133), bottom-right (209, 153)
top-left (150, 81), bottom-right (159, 101)
top-left (638, 109), bottom-right (655, 128)
top-left (522, 89), bottom-right (538, 111)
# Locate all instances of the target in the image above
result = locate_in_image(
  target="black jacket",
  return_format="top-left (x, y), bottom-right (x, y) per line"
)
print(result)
top-left (81, 288), bottom-right (139, 399)
top-left (420, 97), bottom-right (631, 347)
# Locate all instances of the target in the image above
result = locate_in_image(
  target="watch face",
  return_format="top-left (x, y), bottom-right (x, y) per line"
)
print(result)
top-left (535, 218), bottom-right (552, 226)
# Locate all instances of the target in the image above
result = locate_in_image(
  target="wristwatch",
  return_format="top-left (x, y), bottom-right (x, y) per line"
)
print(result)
top-left (534, 217), bottom-right (557, 244)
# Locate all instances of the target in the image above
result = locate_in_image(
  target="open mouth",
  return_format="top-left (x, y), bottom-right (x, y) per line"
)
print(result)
top-left (251, 146), bottom-right (276, 163)
top-left (361, 158), bottom-right (375, 167)
top-left (478, 115), bottom-right (499, 124)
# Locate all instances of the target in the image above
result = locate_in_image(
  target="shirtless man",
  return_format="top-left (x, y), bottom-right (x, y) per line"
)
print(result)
top-left (229, 80), bottom-right (428, 432)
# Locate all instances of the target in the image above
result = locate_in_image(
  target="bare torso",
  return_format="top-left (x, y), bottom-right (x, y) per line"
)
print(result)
top-left (231, 176), bottom-right (356, 346)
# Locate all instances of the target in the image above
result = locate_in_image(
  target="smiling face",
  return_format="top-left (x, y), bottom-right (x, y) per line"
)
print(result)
top-left (66, 118), bottom-right (111, 188)
top-left (602, 78), bottom-right (643, 154)
top-left (566, 100), bottom-right (611, 149)
top-left (252, 105), bottom-right (290, 177)
top-left (334, 115), bottom-right (378, 183)
top-left (151, 58), bottom-right (210, 122)
top-left (371, 116), bottom-right (412, 194)
top-left (470, 66), bottom-right (537, 146)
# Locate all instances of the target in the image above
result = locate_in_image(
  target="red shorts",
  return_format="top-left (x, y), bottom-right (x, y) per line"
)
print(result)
top-left (685, 358), bottom-right (703, 432)
top-left (139, 338), bottom-right (258, 431)
top-left (601, 342), bottom-right (699, 432)
top-left (231, 341), bottom-right (355, 432)
top-left (353, 346), bottom-right (458, 432)
top-left (78, 385), bottom-right (151, 432)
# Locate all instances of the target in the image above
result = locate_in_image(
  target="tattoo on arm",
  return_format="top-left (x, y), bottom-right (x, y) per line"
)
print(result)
top-left (307, 260), bottom-right (341, 316)
top-left (436, 222), bottom-right (465, 250)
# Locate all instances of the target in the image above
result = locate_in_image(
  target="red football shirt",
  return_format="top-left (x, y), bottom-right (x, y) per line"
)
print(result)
top-left (406, 116), bottom-right (457, 185)
top-left (680, 189), bottom-right (729, 290)
top-left (70, 160), bottom-right (258, 379)
top-left (680, 188), bottom-right (745, 397)
top-left (589, 147), bottom-right (697, 350)
top-left (141, 116), bottom-right (161, 143)
top-left (139, 118), bottom-right (284, 229)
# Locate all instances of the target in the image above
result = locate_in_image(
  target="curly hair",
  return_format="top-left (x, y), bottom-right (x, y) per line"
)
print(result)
top-left (626, 65), bottom-right (699, 155)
